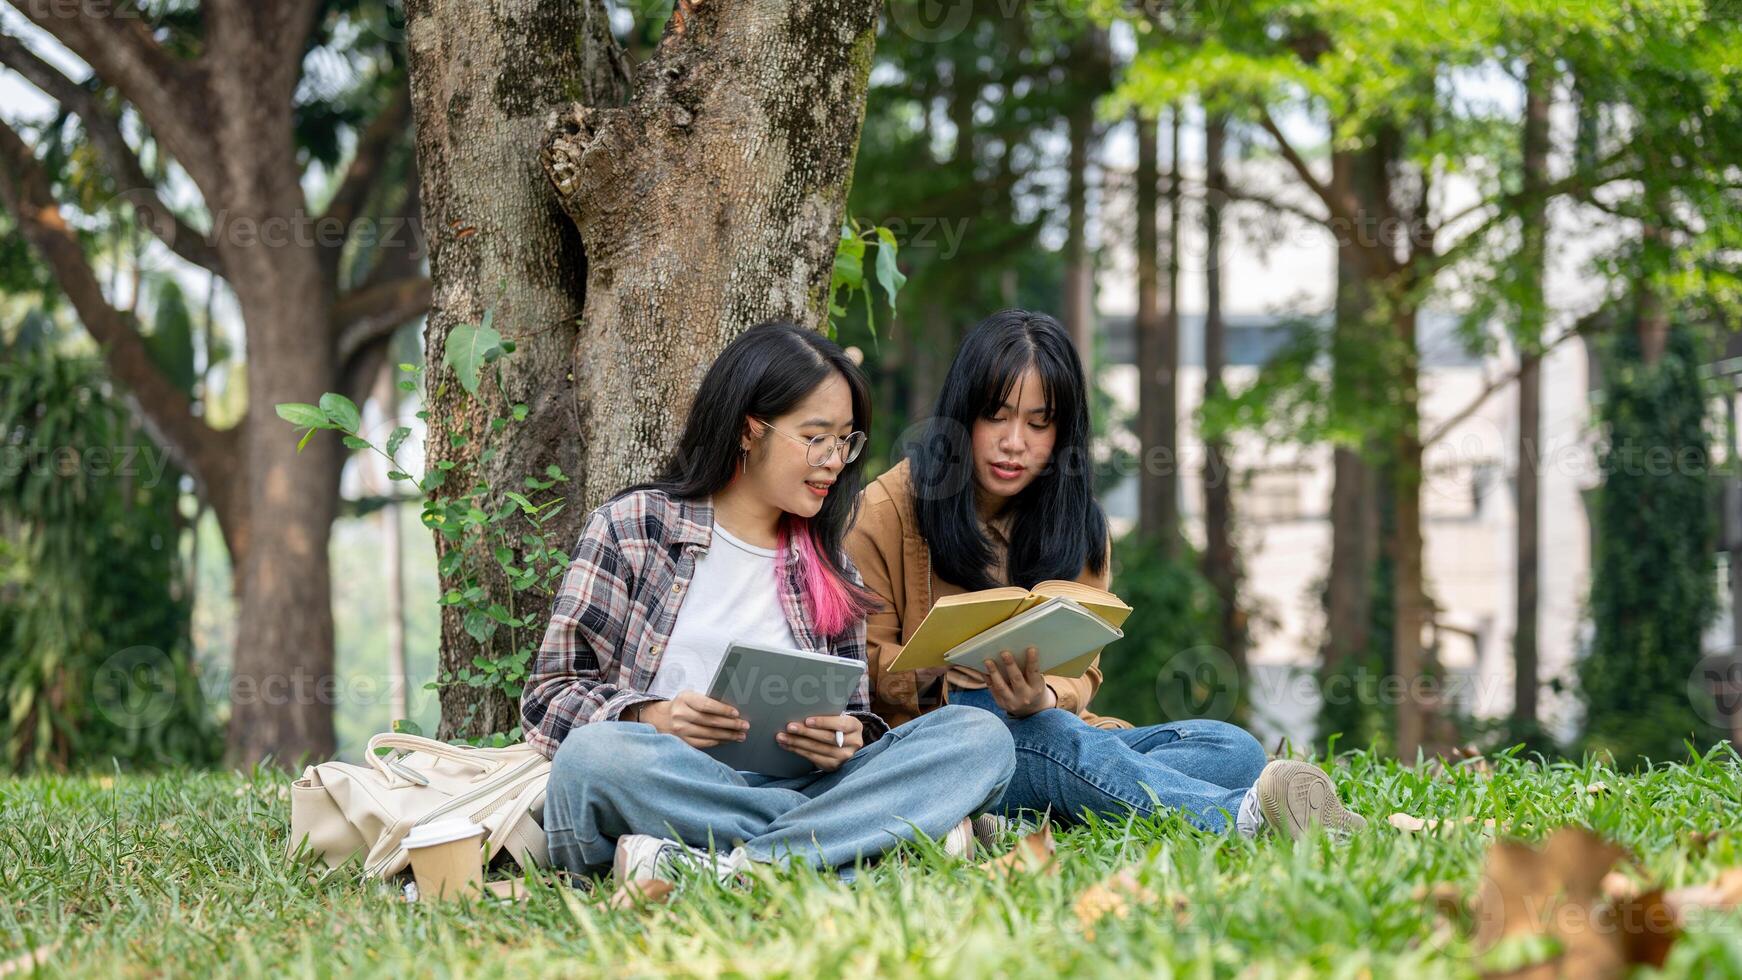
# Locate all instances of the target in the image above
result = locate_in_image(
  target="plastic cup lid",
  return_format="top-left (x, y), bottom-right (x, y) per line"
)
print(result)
top-left (403, 817), bottom-right (485, 849)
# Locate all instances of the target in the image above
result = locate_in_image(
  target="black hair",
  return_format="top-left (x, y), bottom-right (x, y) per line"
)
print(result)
top-left (908, 308), bottom-right (1109, 591)
top-left (620, 321), bottom-right (881, 634)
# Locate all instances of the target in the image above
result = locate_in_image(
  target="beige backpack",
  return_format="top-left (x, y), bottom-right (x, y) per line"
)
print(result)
top-left (288, 732), bottom-right (552, 879)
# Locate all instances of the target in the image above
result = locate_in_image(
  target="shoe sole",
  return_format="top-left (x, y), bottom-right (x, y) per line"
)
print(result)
top-left (1257, 762), bottom-right (1367, 840)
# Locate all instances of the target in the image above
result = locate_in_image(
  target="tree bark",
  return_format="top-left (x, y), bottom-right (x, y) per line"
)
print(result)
top-left (1513, 61), bottom-right (1551, 728)
top-left (541, 0), bottom-right (884, 509)
top-left (1134, 111), bottom-right (1161, 538)
top-left (404, 0), bottom-right (626, 740)
top-left (1323, 143), bottom-right (1384, 685)
top-left (409, 0), bottom-right (883, 737)
top-left (1201, 112), bottom-right (1245, 691)
top-left (1136, 106), bottom-right (1181, 554)
top-left (1064, 97), bottom-right (1094, 362)
top-left (1061, 29), bottom-right (1107, 366)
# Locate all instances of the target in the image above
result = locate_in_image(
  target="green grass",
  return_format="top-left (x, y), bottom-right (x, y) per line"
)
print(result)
top-left (6, 746), bottom-right (1742, 977)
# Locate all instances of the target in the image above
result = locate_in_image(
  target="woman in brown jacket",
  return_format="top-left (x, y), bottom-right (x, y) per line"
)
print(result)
top-left (845, 309), bottom-right (1366, 839)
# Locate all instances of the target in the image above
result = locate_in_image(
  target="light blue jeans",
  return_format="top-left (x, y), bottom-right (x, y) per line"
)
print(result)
top-left (949, 688), bottom-right (1268, 832)
top-left (542, 704), bottom-right (1016, 872)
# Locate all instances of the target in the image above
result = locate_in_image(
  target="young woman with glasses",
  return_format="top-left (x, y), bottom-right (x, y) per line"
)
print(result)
top-left (526, 321), bottom-right (1016, 887)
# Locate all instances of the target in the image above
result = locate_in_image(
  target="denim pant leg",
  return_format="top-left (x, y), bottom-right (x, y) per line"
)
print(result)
top-left (739, 704), bottom-right (1015, 868)
top-left (950, 688), bottom-right (1255, 832)
top-left (543, 721), bottom-right (812, 874)
top-left (1110, 718), bottom-right (1269, 791)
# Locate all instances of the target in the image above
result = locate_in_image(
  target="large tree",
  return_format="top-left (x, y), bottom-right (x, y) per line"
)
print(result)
top-left (405, 0), bottom-right (886, 739)
top-left (0, 1), bottom-right (429, 765)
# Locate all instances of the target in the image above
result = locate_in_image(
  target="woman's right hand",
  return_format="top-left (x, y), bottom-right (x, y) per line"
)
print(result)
top-left (632, 691), bottom-right (750, 749)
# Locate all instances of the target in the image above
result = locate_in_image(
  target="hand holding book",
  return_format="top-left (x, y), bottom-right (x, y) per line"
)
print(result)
top-left (980, 647), bottom-right (1058, 717)
top-left (888, 580), bottom-right (1133, 678)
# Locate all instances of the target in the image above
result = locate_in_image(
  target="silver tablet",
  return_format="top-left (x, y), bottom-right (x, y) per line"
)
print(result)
top-left (701, 641), bottom-right (867, 778)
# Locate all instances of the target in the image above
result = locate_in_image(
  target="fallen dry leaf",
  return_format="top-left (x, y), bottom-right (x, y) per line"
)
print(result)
top-left (1473, 826), bottom-right (1675, 980)
top-left (1074, 869), bottom-right (1160, 938)
top-left (983, 822), bottom-right (1056, 877)
top-left (606, 878), bottom-right (675, 910)
top-left (1389, 813), bottom-right (1497, 834)
top-left (1664, 867), bottom-right (1742, 923)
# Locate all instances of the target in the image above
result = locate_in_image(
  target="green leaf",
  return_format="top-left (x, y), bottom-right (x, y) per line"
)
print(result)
top-left (275, 402), bottom-right (329, 429)
top-left (341, 435), bottom-right (370, 450)
top-left (442, 318), bottom-right (504, 396)
top-left (386, 426), bottom-right (412, 457)
top-left (511, 403), bottom-right (529, 421)
top-left (874, 226), bottom-right (908, 308)
top-left (392, 717), bottom-right (423, 736)
top-left (493, 546), bottom-right (514, 565)
top-left (296, 428), bottom-right (317, 453)
top-left (462, 608), bottom-right (494, 643)
top-left (319, 393), bottom-right (361, 432)
top-left (832, 228), bottom-right (866, 291)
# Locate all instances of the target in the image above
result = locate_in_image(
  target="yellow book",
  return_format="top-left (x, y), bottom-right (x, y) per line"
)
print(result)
top-left (887, 580), bottom-right (1133, 678)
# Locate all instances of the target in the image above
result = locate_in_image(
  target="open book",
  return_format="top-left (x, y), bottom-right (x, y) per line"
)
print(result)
top-left (887, 580), bottom-right (1133, 679)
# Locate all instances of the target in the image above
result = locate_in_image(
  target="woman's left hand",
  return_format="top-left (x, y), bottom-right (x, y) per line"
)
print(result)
top-left (777, 714), bottom-right (864, 772)
top-left (983, 647), bottom-right (1058, 718)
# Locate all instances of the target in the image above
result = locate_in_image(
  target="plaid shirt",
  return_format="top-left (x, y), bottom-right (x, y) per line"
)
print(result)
top-left (521, 488), bottom-right (887, 758)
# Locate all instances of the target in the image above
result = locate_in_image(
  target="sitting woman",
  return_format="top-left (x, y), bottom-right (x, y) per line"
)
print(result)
top-left (845, 309), bottom-right (1365, 840)
top-left (525, 321), bottom-right (1016, 886)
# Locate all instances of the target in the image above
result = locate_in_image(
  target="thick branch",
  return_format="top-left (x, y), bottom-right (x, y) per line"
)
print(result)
top-left (0, 116), bottom-right (234, 510)
top-left (1219, 179), bottom-right (1331, 229)
top-left (333, 274), bottom-right (431, 366)
top-left (320, 84), bottom-right (411, 273)
top-left (1420, 323), bottom-right (1591, 449)
top-left (0, 31), bottom-right (223, 275)
top-left (3, 0), bottom-right (219, 196)
top-left (1256, 105), bottom-right (1356, 226)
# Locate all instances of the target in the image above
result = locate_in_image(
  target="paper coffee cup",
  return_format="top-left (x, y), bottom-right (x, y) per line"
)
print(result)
top-left (404, 817), bottom-right (486, 900)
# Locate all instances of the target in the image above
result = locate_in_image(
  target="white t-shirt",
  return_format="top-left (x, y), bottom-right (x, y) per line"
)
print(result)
top-left (645, 521), bottom-right (797, 699)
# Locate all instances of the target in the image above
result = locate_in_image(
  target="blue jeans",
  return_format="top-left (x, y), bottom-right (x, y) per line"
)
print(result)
top-left (542, 704), bottom-right (1016, 872)
top-left (949, 688), bottom-right (1267, 832)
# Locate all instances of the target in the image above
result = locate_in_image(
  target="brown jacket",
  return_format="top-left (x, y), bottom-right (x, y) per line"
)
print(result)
top-left (845, 459), bottom-right (1131, 730)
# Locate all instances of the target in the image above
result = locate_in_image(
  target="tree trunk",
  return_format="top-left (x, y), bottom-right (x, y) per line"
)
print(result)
top-left (1134, 110), bottom-right (1161, 538)
top-left (209, 11), bottom-right (344, 767)
top-left (1323, 144), bottom-right (1384, 682)
top-left (1201, 112), bottom-right (1245, 694)
top-left (405, 0), bottom-right (627, 741)
top-left (1391, 303), bottom-right (1428, 761)
top-left (1063, 83), bottom-right (1095, 363)
top-left (409, 0), bottom-right (883, 737)
top-left (1136, 106), bottom-right (1181, 554)
top-left (542, 0), bottom-right (884, 509)
top-left (1514, 61), bottom-right (1551, 728)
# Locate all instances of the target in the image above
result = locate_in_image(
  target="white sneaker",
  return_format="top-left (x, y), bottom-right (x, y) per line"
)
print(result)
top-left (1252, 760), bottom-right (1367, 840)
top-left (942, 817), bottom-right (977, 859)
top-left (970, 813), bottom-right (1037, 850)
top-left (611, 833), bottom-right (749, 884)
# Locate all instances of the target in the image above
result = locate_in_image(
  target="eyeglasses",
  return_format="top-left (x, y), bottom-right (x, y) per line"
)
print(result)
top-left (755, 419), bottom-right (867, 466)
